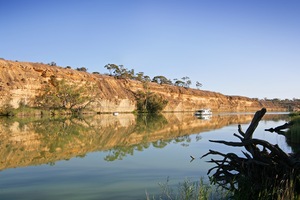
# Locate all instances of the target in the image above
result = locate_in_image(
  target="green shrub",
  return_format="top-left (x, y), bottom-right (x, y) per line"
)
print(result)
top-left (0, 103), bottom-right (15, 116)
top-left (289, 112), bottom-right (300, 117)
top-left (286, 116), bottom-right (300, 144)
top-left (35, 77), bottom-right (96, 115)
top-left (146, 178), bottom-right (219, 200)
top-left (136, 91), bottom-right (168, 113)
top-left (146, 94), bottom-right (168, 113)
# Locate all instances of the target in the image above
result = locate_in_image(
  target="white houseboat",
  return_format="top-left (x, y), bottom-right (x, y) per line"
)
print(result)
top-left (194, 109), bottom-right (212, 116)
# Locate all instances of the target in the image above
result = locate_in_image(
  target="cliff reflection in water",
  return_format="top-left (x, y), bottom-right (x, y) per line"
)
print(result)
top-left (0, 112), bottom-right (288, 170)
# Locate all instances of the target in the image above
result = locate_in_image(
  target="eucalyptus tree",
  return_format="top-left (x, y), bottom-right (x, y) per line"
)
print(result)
top-left (152, 75), bottom-right (172, 85)
top-left (136, 72), bottom-right (144, 81)
top-left (196, 81), bottom-right (203, 89)
top-left (104, 64), bottom-right (136, 79)
top-left (174, 80), bottom-right (185, 87)
top-left (104, 64), bottom-right (119, 76)
top-left (181, 76), bottom-right (192, 88)
top-left (76, 67), bottom-right (87, 72)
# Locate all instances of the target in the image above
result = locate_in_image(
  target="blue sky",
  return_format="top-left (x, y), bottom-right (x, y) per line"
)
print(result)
top-left (1, 0), bottom-right (299, 99)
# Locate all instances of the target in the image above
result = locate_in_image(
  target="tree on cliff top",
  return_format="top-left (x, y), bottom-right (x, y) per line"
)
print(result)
top-left (104, 64), bottom-right (134, 79)
top-left (152, 75), bottom-right (172, 85)
top-left (196, 81), bottom-right (202, 89)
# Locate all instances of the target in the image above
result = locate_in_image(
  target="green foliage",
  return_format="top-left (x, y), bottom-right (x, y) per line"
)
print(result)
top-left (289, 112), bottom-right (300, 117)
top-left (134, 113), bottom-right (168, 133)
top-left (104, 64), bottom-right (134, 79)
top-left (104, 63), bottom-right (119, 76)
top-left (136, 72), bottom-right (145, 81)
top-left (76, 67), bottom-right (87, 72)
top-left (31, 117), bottom-right (90, 154)
top-left (143, 75), bottom-right (151, 82)
top-left (103, 63), bottom-right (205, 90)
top-left (146, 178), bottom-right (224, 200)
top-left (146, 94), bottom-right (168, 113)
top-left (48, 61), bottom-right (57, 66)
top-left (174, 79), bottom-right (185, 87)
top-left (174, 77), bottom-right (195, 88)
top-left (105, 64), bottom-right (150, 82)
top-left (104, 114), bottom-right (168, 161)
top-left (136, 91), bottom-right (168, 113)
top-left (14, 104), bottom-right (43, 116)
top-left (104, 145), bottom-right (141, 161)
top-left (0, 103), bottom-right (15, 116)
top-left (196, 81), bottom-right (202, 89)
top-left (257, 175), bottom-right (298, 200)
top-left (136, 90), bottom-right (148, 113)
top-left (152, 75), bottom-right (172, 85)
top-left (35, 77), bottom-right (95, 114)
top-left (135, 72), bottom-right (151, 82)
top-left (181, 76), bottom-right (192, 88)
top-left (229, 171), bottom-right (299, 200)
top-left (286, 116), bottom-right (300, 144)
top-left (103, 113), bottom-right (198, 161)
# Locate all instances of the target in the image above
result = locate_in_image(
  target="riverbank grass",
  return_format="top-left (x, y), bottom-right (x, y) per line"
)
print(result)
top-left (146, 178), bottom-right (229, 200)
top-left (286, 115), bottom-right (300, 143)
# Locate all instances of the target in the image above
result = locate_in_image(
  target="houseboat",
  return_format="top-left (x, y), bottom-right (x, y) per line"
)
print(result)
top-left (194, 109), bottom-right (212, 116)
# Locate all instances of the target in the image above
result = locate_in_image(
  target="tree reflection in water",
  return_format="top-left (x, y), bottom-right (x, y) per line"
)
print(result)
top-left (0, 113), bottom-right (290, 169)
top-left (104, 113), bottom-right (194, 161)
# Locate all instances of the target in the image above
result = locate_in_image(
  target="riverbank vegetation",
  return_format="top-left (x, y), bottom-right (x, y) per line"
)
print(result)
top-left (35, 76), bottom-right (97, 115)
top-left (135, 91), bottom-right (168, 113)
top-left (0, 77), bottom-right (97, 117)
top-left (287, 116), bottom-right (300, 141)
top-left (285, 112), bottom-right (300, 151)
top-left (146, 177), bottom-right (233, 200)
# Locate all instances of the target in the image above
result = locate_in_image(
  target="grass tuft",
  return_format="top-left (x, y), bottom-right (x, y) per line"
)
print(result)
top-left (146, 177), bottom-right (229, 200)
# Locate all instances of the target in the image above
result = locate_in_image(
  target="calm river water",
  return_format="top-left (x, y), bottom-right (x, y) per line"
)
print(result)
top-left (0, 112), bottom-right (291, 200)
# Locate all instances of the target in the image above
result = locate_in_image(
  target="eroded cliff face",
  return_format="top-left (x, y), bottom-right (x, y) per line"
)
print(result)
top-left (0, 59), bottom-right (286, 112)
top-left (0, 59), bottom-right (136, 113)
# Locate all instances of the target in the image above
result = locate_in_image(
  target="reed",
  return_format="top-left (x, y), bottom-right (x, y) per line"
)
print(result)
top-left (286, 116), bottom-right (300, 144)
top-left (146, 178), bottom-right (227, 200)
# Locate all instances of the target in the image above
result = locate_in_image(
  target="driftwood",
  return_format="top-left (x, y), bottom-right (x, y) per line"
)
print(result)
top-left (265, 121), bottom-right (293, 134)
top-left (202, 108), bottom-right (300, 199)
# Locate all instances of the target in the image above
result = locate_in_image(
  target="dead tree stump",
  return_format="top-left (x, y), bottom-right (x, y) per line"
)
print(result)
top-left (202, 108), bottom-right (300, 199)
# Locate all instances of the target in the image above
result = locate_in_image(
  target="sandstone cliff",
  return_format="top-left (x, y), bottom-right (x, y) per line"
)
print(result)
top-left (0, 59), bottom-right (287, 113)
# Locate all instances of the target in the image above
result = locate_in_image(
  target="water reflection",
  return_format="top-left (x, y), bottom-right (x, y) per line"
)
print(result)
top-left (0, 112), bottom-right (290, 170)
